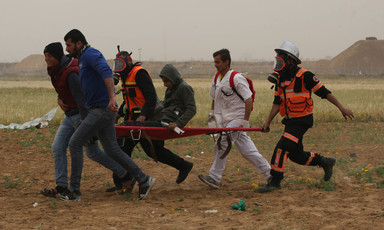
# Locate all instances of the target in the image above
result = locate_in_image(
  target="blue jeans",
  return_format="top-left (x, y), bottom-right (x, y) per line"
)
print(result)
top-left (68, 108), bottom-right (148, 185)
top-left (52, 113), bottom-right (128, 191)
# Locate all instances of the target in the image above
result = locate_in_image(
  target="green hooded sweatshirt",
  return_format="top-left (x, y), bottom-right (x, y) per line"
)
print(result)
top-left (159, 64), bottom-right (196, 127)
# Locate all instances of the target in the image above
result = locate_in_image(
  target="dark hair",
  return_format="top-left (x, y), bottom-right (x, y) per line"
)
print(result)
top-left (213, 49), bottom-right (231, 67)
top-left (64, 29), bottom-right (88, 45)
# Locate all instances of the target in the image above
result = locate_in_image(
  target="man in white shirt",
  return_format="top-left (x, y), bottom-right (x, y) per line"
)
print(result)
top-left (198, 49), bottom-right (271, 189)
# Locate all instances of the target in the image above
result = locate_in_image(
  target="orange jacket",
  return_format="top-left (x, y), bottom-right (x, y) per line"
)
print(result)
top-left (121, 66), bottom-right (150, 120)
top-left (276, 68), bottom-right (314, 118)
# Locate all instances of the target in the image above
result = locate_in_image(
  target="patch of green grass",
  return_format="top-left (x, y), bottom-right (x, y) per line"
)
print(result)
top-left (337, 157), bottom-right (357, 172)
top-left (253, 207), bottom-right (261, 214)
top-left (349, 164), bottom-right (376, 183)
top-left (306, 178), bottom-right (336, 191)
top-left (102, 182), bottom-right (112, 188)
top-left (3, 176), bottom-right (21, 188)
top-left (376, 179), bottom-right (384, 189)
top-left (49, 126), bottom-right (57, 134)
top-left (49, 198), bottom-right (58, 210)
top-left (240, 175), bottom-right (252, 182)
top-left (375, 167), bottom-right (384, 177)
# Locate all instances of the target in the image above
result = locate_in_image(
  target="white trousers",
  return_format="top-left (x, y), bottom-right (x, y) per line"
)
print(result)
top-left (208, 120), bottom-right (271, 182)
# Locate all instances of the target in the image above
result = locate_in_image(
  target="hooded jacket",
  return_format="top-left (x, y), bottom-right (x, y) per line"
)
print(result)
top-left (159, 64), bottom-right (196, 127)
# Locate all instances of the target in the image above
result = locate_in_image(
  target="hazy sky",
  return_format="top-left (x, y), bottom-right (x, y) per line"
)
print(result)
top-left (1, 0), bottom-right (383, 62)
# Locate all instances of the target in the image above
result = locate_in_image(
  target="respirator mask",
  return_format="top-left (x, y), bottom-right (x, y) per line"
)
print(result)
top-left (267, 72), bottom-right (280, 85)
top-left (273, 53), bottom-right (289, 73)
top-left (112, 45), bottom-right (132, 85)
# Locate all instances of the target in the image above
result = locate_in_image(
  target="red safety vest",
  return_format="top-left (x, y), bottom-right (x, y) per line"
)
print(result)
top-left (276, 68), bottom-right (314, 119)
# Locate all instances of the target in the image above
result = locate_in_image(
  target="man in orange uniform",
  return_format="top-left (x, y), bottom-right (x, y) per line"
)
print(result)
top-left (258, 40), bottom-right (354, 192)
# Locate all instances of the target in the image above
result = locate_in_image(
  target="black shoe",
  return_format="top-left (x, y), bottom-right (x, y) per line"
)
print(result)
top-left (105, 173), bottom-right (123, 192)
top-left (257, 177), bottom-right (281, 193)
top-left (176, 161), bottom-right (193, 184)
top-left (320, 157), bottom-right (336, 181)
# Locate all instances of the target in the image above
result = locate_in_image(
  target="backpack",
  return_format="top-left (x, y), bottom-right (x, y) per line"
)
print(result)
top-left (214, 71), bottom-right (255, 110)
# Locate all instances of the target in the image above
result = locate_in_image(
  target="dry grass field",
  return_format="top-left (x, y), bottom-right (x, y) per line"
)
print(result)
top-left (1, 75), bottom-right (383, 126)
top-left (1, 76), bottom-right (384, 229)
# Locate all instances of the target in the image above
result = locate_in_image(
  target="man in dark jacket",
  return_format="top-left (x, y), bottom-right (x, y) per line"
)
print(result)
top-left (110, 60), bottom-right (195, 193)
top-left (159, 64), bottom-right (196, 130)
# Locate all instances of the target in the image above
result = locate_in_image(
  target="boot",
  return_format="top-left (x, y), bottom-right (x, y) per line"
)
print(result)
top-left (105, 173), bottom-right (123, 192)
top-left (257, 176), bottom-right (281, 193)
top-left (176, 161), bottom-right (193, 184)
top-left (319, 157), bottom-right (336, 181)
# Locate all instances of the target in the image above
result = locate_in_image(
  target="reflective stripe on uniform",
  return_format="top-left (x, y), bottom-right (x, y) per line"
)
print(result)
top-left (305, 152), bottom-right (315, 166)
top-left (283, 132), bottom-right (299, 143)
top-left (272, 148), bottom-right (288, 173)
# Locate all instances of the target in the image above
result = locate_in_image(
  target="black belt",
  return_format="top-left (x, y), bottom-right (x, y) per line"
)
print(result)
top-left (89, 105), bottom-right (107, 110)
top-left (65, 108), bottom-right (80, 117)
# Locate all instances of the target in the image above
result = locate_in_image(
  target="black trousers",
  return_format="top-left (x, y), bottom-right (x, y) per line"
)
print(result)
top-left (117, 137), bottom-right (186, 181)
top-left (270, 115), bottom-right (322, 180)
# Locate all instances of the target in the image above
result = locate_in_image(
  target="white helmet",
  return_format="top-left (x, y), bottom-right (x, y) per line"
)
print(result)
top-left (275, 40), bottom-right (301, 64)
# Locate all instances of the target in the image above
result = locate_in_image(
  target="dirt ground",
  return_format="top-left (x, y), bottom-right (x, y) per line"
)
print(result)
top-left (0, 122), bottom-right (383, 230)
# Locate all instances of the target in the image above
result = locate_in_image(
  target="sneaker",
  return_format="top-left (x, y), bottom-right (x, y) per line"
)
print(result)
top-left (176, 161), bottom-right (193, 184)
top-left (138, 176), bottom-right (156, 200)
top-left (198, 175), bottom-right (219, 189)
top-left (60, 190), bottom-right (81, 201)
top-left (319, 157), bottom-right (336, 181)
top-left (120, 179), bottom-right (136, 195)
top-left (257, 177), bottom-right (281, 193)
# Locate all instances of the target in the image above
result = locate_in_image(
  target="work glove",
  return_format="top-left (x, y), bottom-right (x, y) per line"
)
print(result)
top-left (207, 110), bottom-right (216, 128)
top-left (239, 119), bottom-right (250, 128)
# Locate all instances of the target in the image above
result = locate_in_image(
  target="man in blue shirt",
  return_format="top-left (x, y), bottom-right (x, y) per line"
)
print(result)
top-left (40, 42), bottom-right (131, 201)
top-left (64, 29), bottom-right (155, 200)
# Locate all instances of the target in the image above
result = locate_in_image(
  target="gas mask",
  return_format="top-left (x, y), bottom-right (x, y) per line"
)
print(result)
top-left (112, 45), bottom-right (132, 85)
top-left (267, 72), bottom-right (280, 85)
top-left (273, 54), bottom-right (289, 73)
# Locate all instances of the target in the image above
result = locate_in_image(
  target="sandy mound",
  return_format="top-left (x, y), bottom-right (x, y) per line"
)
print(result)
top-left (330, 40), bottom-right (384, 75)
top-left (2, 39), bottom-right (384, 76)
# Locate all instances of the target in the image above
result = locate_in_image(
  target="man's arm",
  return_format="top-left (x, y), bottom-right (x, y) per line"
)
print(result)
top-left (136, 69), bottom-right (157, 121)
top-left (67, 72), bottom-right (88, 119)
top-left (105, 77), bottom-right (118, 112)
top-left (326, 93), bottom-right (354, 120)
top-left (173, 86), bottom-right (196, 128)
top-left (304, 72), bottom-right (354, 120)
top-left (262, 104), bottom-right (280, 132)
top-left (244, 97), bottom-right (252, 121)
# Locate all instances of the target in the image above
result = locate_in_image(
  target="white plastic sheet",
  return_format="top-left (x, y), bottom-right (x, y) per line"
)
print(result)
top-left (0, 107), bottom-right (57, 129)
